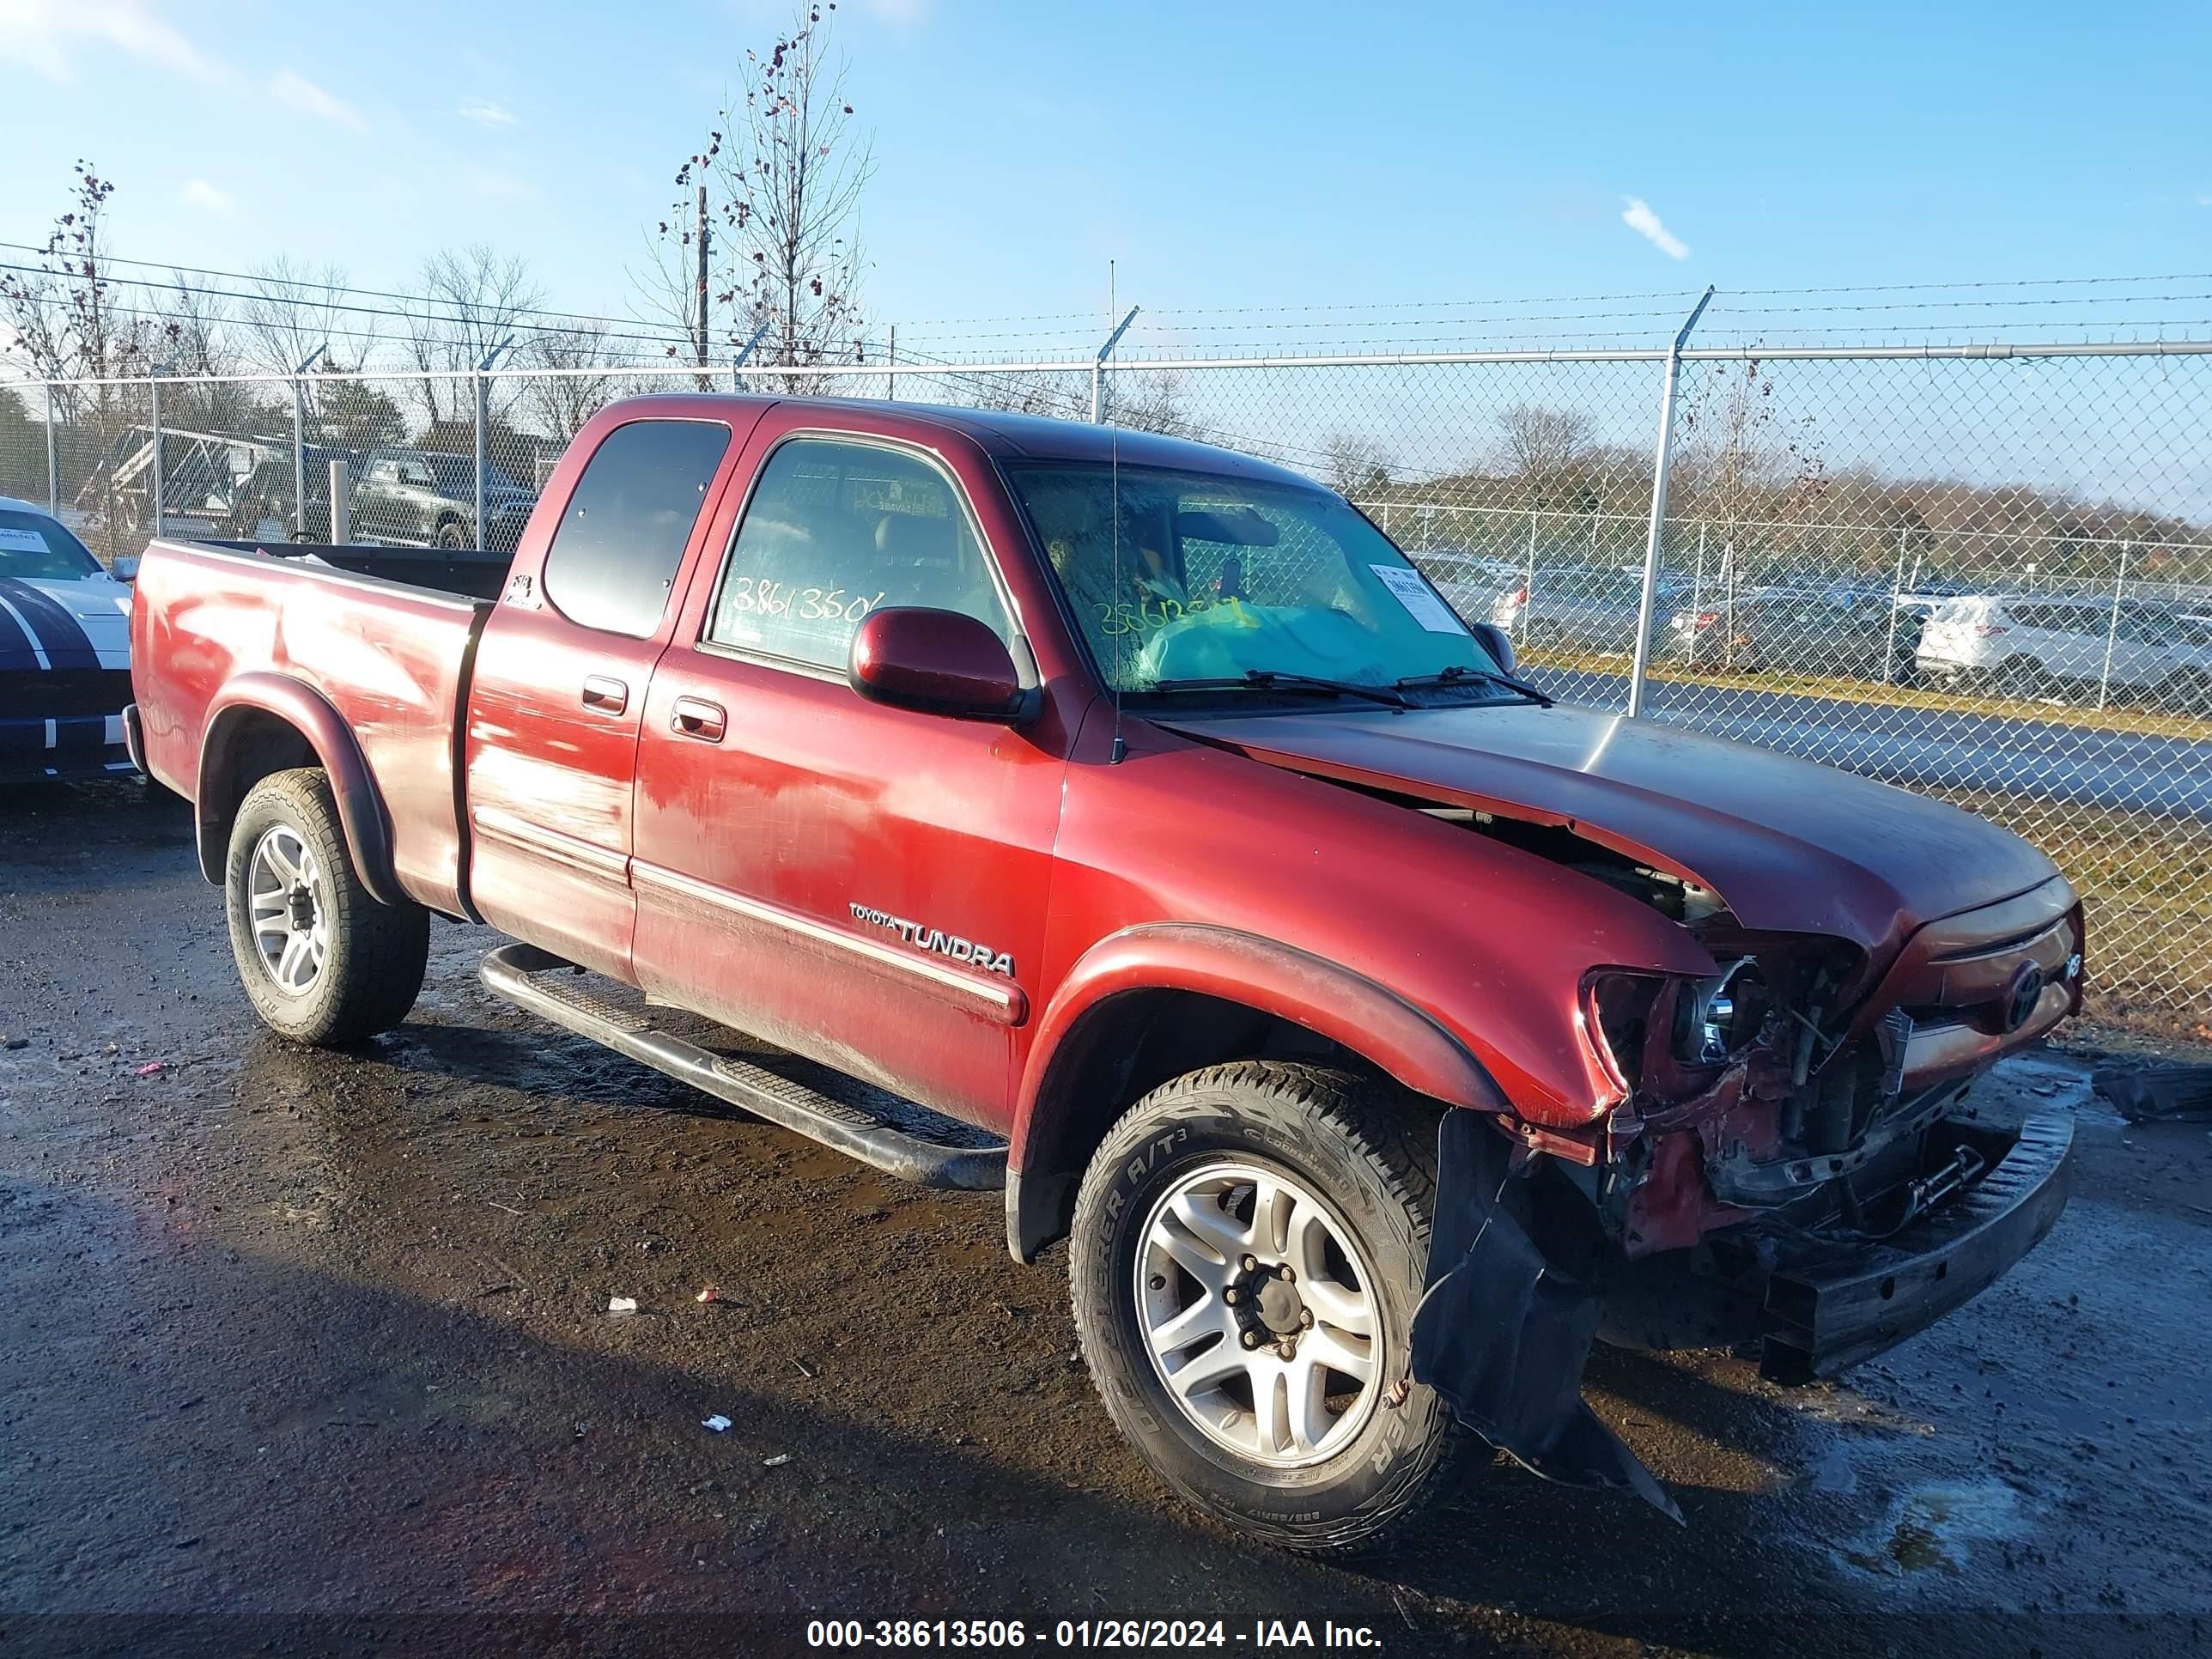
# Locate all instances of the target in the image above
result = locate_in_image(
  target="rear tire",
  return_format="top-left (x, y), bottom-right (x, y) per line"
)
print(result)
top-left (223, 768), bottom-right (428, 1045)
top-left (435, 518), bottom-right (471, 550)
top-left (1995, 656), bottom-right (2056, 701)
top-left (1069, 1062), bottom-right (1460, 1555)
top-left (2159, 669), bottom-right (2212, 717)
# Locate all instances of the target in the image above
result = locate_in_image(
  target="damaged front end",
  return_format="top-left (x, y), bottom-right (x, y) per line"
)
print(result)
top-left (1413, 867), bottom-right (2081, 1516)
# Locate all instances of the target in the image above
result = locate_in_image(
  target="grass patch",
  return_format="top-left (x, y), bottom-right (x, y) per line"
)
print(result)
top-left (1522, 647), bottom-right (2212, 741)
top-left (1926, 787), bottom-right (2209, 1041)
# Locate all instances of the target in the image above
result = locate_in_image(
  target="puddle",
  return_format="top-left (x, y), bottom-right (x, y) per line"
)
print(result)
top-left (1838, 1479), bottom-right (2033, 1575)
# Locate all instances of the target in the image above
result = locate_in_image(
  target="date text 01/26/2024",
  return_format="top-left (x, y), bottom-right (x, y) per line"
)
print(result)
top-left (803, 1620), bottom-right (1387, 1649)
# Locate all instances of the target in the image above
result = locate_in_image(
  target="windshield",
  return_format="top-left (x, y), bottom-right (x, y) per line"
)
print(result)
top-left (0, 509), bottom-right (102, 580)
top-left (1007, 463), bottom-right (1502, 695)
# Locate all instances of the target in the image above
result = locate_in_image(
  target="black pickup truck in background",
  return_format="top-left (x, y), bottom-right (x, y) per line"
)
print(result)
top-left (351, 449), bottom-right (537, 552)
top-left (234, 447), bottom-right (538, 551)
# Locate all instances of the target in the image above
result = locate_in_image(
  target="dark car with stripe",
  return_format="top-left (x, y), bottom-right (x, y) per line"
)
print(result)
top-left (0, 497), bottom-right (137, 781)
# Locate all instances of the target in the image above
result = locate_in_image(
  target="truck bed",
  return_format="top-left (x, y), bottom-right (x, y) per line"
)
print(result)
top-left (131, 538), bottom-right (507, 918)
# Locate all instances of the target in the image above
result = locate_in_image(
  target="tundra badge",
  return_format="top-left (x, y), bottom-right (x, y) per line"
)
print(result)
top-left (850, 902), bottom-right (1015, 978)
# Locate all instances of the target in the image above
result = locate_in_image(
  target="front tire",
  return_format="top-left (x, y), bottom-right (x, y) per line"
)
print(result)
top-left (223, 768), bottom-right (428, 1045)
top-left (435, 518), bottom-right (471, 550)
top-left (1069, 1063), bottom-right (1459, 1554)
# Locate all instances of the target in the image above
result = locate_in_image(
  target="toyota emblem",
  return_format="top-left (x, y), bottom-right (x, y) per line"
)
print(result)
top-left (2003, 961), bottom-right (2047, 1032)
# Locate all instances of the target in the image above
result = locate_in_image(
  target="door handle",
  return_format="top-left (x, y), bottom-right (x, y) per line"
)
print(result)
top-left (672, 696), bottom-right (726, 742)
top-left (581, 676), bottom-right (629, 715)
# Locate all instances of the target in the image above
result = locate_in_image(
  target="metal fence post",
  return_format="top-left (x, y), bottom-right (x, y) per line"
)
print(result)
top-left (291, 344), bottom-right (325, 539)
top-left (472, 371), bottom-right (489, 550)
top-left (328, 458), bottom-right (349, 543)
top-left (1628, 287), bottom-right (1713, 718)
top-left (44, 383), bottom-right (58, 516)
top-left (886, 325), bottom-right (896, 402)
top-left (2097, 540), bottom-right (2131, 710)
top-left (1522, 507), bottom-right (1539, 642)
top-left (471, 337), bottom-right (514, 552)
top-left (1092, 306), bottom-right (1139, 423)
top-left (291, 382), bottom-right (307, 538)
top-left (1881, 527), bottom-right (1909, 685)
top-left (1687, 524), bottom-right (1707, 667)
top-left (149, 377), bottom-right (164, 542)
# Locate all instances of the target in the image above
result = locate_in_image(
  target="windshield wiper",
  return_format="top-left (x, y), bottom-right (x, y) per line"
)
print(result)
top-left (1151, 670), bottom-right (1413, 710)
top-left (1392, 663), bottom-right (1554, 707)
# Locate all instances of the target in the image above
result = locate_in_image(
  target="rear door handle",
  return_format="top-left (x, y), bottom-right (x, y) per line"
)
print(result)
top-left (672, 696), bottom-right (726, 742)
top-left (581, 676), bottom-right (628, 715)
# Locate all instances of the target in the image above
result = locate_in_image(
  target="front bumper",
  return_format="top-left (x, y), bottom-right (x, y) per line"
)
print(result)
top-left (0, 709), bottom-right (138, 782)
top-left (1752, 1106), bottom-right (2073, 1382)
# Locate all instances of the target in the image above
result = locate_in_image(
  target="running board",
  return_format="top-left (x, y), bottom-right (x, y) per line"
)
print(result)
top-left (478, 943), bottom-right (1006, 1191)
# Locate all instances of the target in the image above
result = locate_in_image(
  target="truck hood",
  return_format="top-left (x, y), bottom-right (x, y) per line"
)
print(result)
top-left (1157, 701), bottom-right (2059, 955)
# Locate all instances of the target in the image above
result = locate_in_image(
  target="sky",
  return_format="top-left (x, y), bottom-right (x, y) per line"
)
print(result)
top-left (3, 0), bottom-right (2210, 358)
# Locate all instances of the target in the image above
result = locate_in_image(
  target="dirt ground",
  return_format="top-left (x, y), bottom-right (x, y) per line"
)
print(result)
top-left (3, 780), bottom-right (2210, 1659)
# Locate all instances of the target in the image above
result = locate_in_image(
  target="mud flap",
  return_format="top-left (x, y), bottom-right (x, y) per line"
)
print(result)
top-left (1409, 1111), bottom-right (1683, 1523)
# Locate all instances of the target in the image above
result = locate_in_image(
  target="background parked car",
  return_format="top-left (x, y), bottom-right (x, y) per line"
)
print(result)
top-left (1491, 567), bottom-right (1687, 655)
top-left (1664, 590), bottom-right (1924, 682)
top-left (0, 495), bottom-right (137, 781)
top-left (352, 449), bottom-right (538, 552)
top-left (1917, 594), bottom-right (2212, 710)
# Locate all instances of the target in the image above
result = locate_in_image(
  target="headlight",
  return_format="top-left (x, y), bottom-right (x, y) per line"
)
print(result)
top-left (1584, 971), bottom-right (1664, 1091)
top-left (1672, 957), bottom-right (1767, 1065)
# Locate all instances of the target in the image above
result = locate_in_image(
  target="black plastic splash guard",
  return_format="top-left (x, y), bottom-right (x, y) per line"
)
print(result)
top-left (1409, 1110), bottom-right (1682, 1523)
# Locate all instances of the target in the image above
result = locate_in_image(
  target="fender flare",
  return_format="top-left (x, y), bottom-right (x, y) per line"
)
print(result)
top-left (1004, 922), bottom-right (1509, 1261)
top-left (195, 672), bottom-right (404, 908)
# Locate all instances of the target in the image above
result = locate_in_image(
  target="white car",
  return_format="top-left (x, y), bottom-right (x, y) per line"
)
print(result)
top-left (1916, 592), bottom-right (2212, 709)
top-left (0, 495), bottom-right (138, 781)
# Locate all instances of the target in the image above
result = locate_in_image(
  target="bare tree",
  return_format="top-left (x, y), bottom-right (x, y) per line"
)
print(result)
top-left (1492, 404), bottom-right (1592, 501)
top-left (1110, 371), bottom-right (1197, 440)
top-left (658, 3), bottom-right (873, 384)
top-left (0, 161), bottom-right (171, 554)
top-left (1325, 433), bottom-right (1394, 501)
top-left (400, 246), bottom-right (547, 426)
top-left (150, 270), bottom-right (281, 437)
top-left (522, 321), bottom-right (626, 446)
top-left (239, 257), bottom-right (369, 375)
top-left (0, 162), bottom-right (155, 418)
top-left (963, 368), bottom-right (1089, 420)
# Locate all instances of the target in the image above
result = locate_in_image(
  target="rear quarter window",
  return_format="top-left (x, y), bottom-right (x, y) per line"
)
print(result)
top-left (540, 419), bottom-right (732, 638)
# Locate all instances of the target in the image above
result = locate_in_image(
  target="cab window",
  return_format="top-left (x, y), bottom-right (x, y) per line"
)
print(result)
top-left (704, 437), bottom-right (1012, 670)
top-left (540, 419), bottom-right (732, 638)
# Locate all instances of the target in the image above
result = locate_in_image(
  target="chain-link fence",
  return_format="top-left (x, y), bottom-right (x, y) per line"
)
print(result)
top-left (3, 340), bottom-right (2208, 1033)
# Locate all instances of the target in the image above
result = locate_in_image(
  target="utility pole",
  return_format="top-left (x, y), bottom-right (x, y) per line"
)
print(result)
top-left (695, 184), bottom-right (711, 373)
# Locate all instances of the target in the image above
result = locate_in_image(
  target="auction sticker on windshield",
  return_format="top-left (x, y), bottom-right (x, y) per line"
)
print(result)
top-left (0, 528), bottom-right (49, 553)
top-left (1369, 563), bottom-right (1468, 634)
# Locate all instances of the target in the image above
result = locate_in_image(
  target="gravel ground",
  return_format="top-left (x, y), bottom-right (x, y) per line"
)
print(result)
top-left (3, 780), bottom-right (2210, 1659)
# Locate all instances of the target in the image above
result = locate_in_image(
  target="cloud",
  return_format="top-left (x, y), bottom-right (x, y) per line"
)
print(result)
top-left (1620, 197), bottom-right (1690, 259)
top-left (178, 178), bottom-right (233, 214)
top-left (0, 0), bottom-right (222, 83)
top-left (270, 68), bottom-right (366, 131)
top-left (2198, 192), bottom-right (2212, 208)
top-left (459, 97), bottom-right (517, 127)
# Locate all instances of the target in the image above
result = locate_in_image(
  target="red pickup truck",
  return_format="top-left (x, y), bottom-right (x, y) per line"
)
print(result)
top-left (130, 394), bottom-right (2081, 1551)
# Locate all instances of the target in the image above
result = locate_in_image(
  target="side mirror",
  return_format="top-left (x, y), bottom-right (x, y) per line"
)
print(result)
top-left (111, 556), bottom-right (141, 583)
top-left (848, 606), bottom-right (1029, 723)
top-left (1471, 620), bottom-right (1516, 676)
